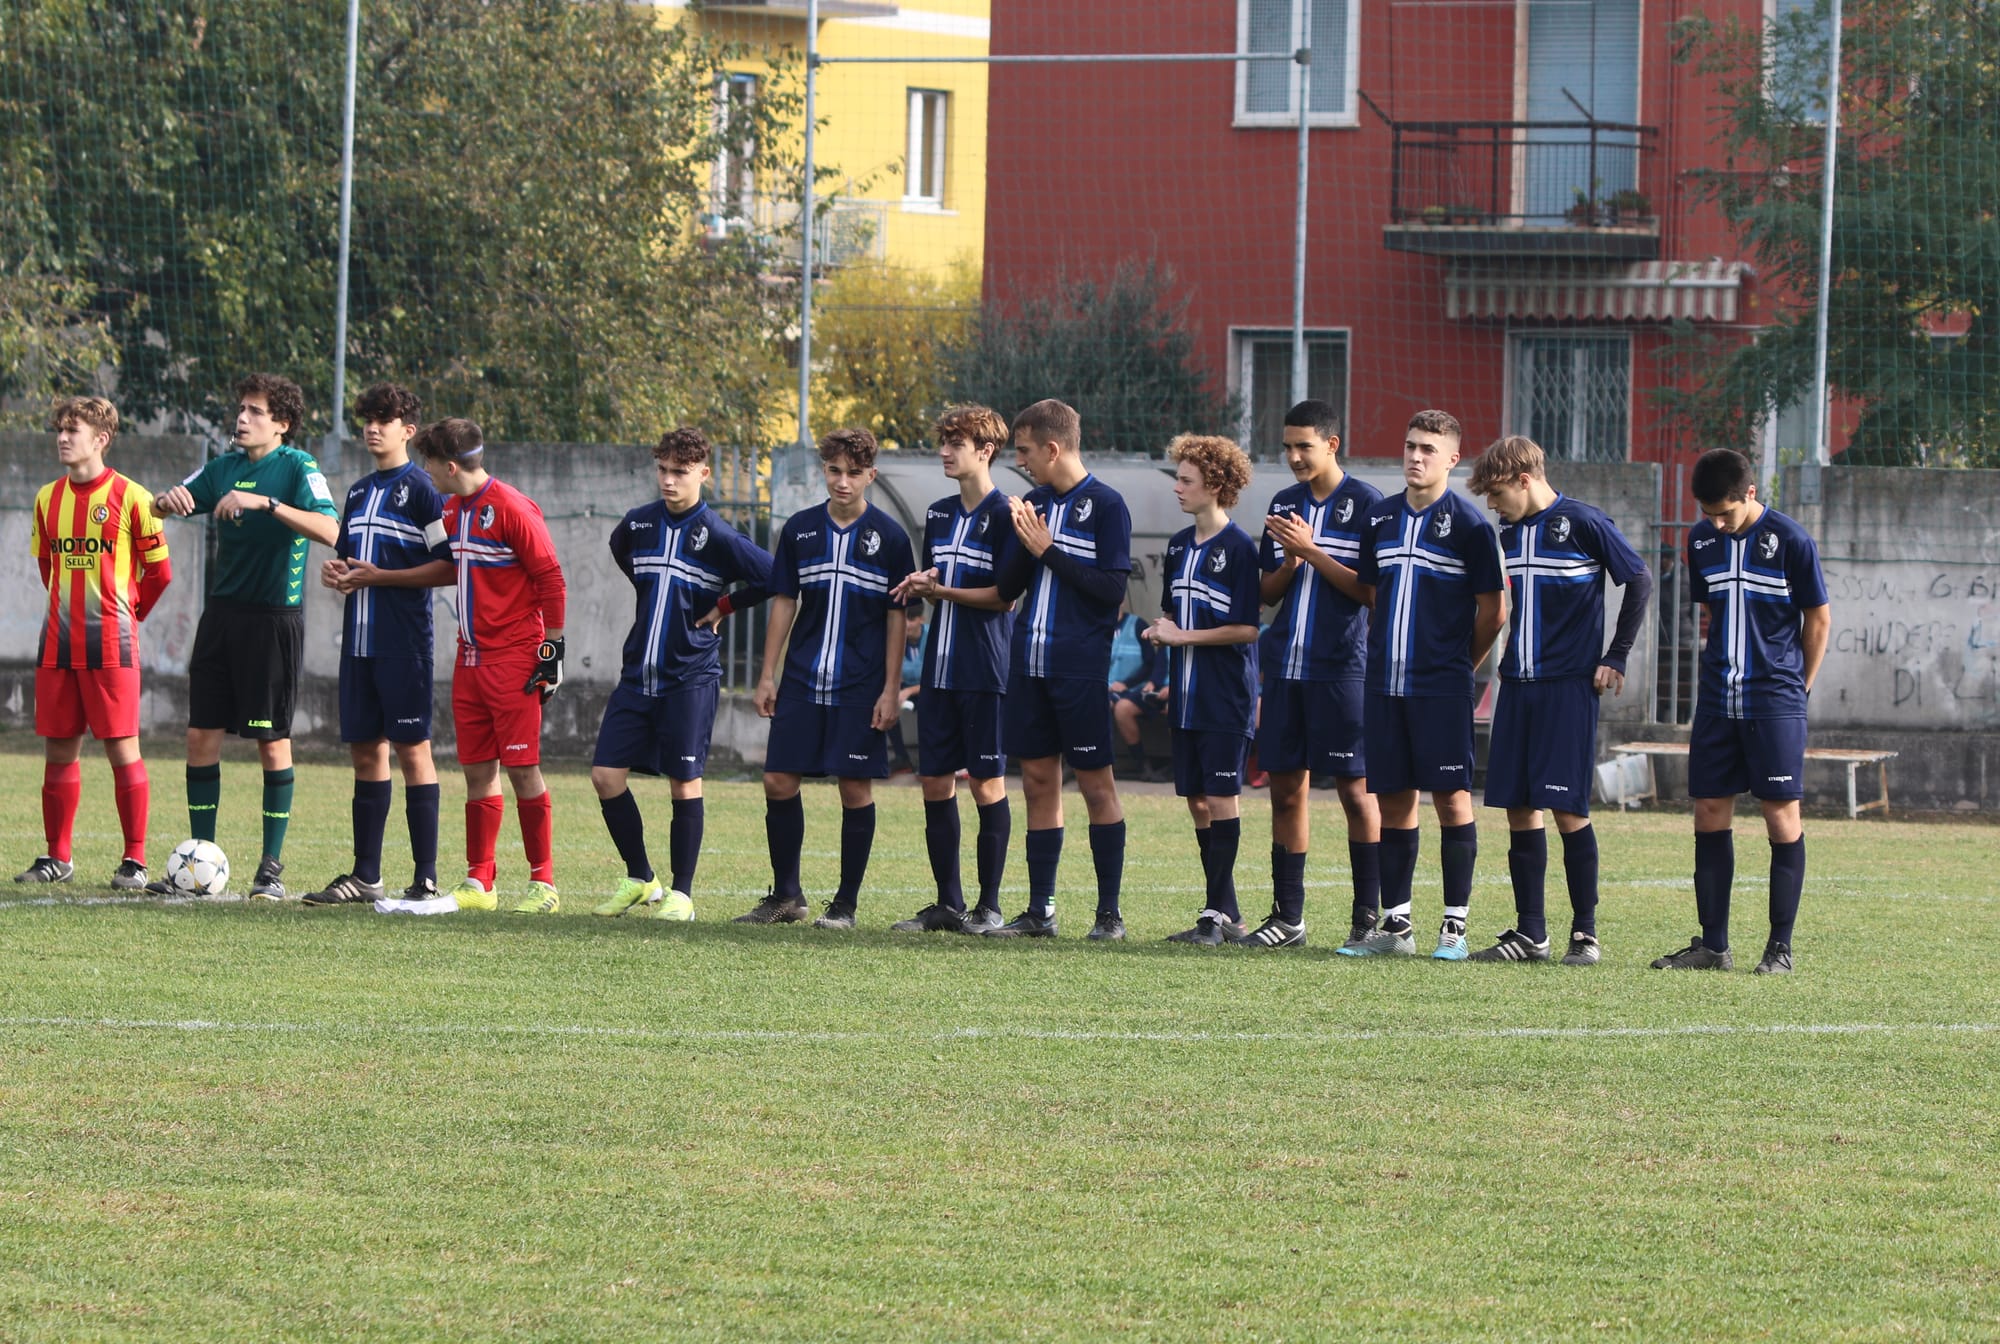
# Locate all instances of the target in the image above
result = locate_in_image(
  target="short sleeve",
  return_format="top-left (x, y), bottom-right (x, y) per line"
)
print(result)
top-left (769, 523), bottom-right (800, 599)
top-left (885, 521), bottom-right (915, 610)
top-left (1464, 513), bottom-right (1505, 594)
top-left (1227, 534), bottom-right (1262, 624)
top-left (607, 517), bottom-right (635, 578)
top-left (183, 458), bottom-right (224, 515)
top-left (1258, 505), bottom-right (1285, 574)
top-left (1094, 490), bottom-right (1132, 572)
top-left (1354, 520), bottom-right (1381, 587)
top-left (726, 524), bottom-right (774, 590)
top-left (1686, 534), bottom-right (1709, 604)
top-left (1788, 527), bottom-right (1829, 608)
top-left (1589, 511), bottom-right (1647, 587)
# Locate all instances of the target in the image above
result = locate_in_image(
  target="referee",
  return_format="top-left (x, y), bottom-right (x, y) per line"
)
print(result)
top-left (149, 373), bottom-right (339, 897)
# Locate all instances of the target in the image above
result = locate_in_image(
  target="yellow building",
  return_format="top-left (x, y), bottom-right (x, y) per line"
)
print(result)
top-left (672, 1), bottom-right (990, 279)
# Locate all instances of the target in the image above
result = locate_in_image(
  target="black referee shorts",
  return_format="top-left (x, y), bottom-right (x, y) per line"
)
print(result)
top-left (187, 601), bottom-right (305, 740)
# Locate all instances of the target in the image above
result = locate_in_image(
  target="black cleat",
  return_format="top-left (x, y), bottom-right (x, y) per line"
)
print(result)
top-left (1649, 937), bottom-right (1733, 971)
top-left (984, 910), bottom-right (1057, 938)
top-left (891, 903), bottom-right (968, 933)
top-left (960, 906), bottom-right (1005, 935)
top-left (1560, 931), bottom-right (1602, 967)
top-left (1240, 915), bottom-right (1306, 949)
top-left (303, 873), bottom-right (384, 907)
top-left (812, 903), bottom-right (858, 931)
top-left (1468, 928), bottom-right (1552, 963)
top-left (734, 891), bottom-right (809, 924)
top-left (1086, 913), bottom-right (1126, 942)
top-left (249, 856), bottom-right (287, 901)
top-left (13, 855), bottom-right (73, 885)
top-left (1753, 939), bottom-right (1793, 975)
top-left (1165, 911), bottom-right (1248, 946)
top-left (1338, 919), bottom-right (1375, 953)
top-left (110, 859), bottom-right (150, 891)
top-left (402, 877), bottom-right (440, 901)
top-left (143, 876), bottom-right (176, 896)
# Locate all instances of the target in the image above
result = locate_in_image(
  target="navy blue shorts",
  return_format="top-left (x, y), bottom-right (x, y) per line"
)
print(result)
top-left (1688, 711), bottom-right (1807, 801)
top-left (339, 654), bottom-right (434, 745)
top-left (1172, 728), bottom-right (1250, 798)
top-left (1363, 691), bottom-right (1475, 796)
top-left (1484, 676), bottom-right (1598, 815)
top-left (765, 694), bottom-right (888, 779)
top-left (918, 689), bottom-right (1006, 779)
top-left (592, 681), bottom-right (718, 780)
top-left (1257, 678), bottom-right (1366, 778)
top-left (1005, 673), bottom-right (1114, 770)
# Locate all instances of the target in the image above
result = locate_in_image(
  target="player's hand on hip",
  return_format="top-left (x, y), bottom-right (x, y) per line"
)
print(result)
top-left (1593, 664), bottom-right (1625, 696)
top-left (525, 637), bottom-right (565, 703)
top-left (155, 485), bottom-right (197, 517)
top-left (752, 677), bottom-right (778, 718)
top-left (694, 606), bottom-right (725, 632)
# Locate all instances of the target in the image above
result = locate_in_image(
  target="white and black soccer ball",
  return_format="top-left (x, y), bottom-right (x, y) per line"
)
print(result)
top-left (165, 839), bottom-right (230, 895)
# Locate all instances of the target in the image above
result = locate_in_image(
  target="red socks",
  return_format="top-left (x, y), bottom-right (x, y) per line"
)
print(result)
top-left (112, 761), bottom-right (149, 863)
top-left (517, 791), bottom-right (554, 884)
top-left (42, 761), bottom-right (81, 863)
top-left (466, 795), bottom-right (504, 887)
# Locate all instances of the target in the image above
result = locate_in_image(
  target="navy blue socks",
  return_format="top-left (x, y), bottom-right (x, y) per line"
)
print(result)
top-left (1203, 817), bottom-right (1241, 922)
top-left (1562, 823), bottom-right (1598, 935)
top-left (766, 795), bottom-right (805, 900)
top-left (924, 797), bottom-right (965, 911)
top-left (1089, 820), bottom-right (1125, 920)
top-left (1025, 827), bottom-right (1063, 918)
top-left (1768, 836), bottom-right (1805, 946)
top-left (974, 798), bottom-right (1009, 913)
top-left (352, 778), bottom-right (392, 885)
top-left (600, 789), bottom-right (652, 882)
top-left (1507, 827), bottom-right (1548, 943)
top-left (1378, 826), bottom-right (1420, 926)
top-left (669, 796), bottom-right (703, 896)
top-left (1274, 845), bottom-right (1307, 925)
top-left (1348, 840), bottom-right (1381, 930)
top-left (1694, 828), bottom-right (1734, 952)
top-left (833, 804), bottom-right (875, 912)
top-left (406, 782), bottom-right (440, 887)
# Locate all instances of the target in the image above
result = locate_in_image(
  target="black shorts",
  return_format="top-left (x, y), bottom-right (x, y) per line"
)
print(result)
top-left (188, 601), bottom-right (304, 741)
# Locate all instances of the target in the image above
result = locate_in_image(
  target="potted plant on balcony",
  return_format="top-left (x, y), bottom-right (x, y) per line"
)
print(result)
top-left (1421, 203), bottom-right (1449, 224)
top-left (1447, 202), bottom-right (1485, 225)
top-left (1565, 188), bottom-right (1598, 227)
top-left (1609, 188), bottom-right (1650, 223)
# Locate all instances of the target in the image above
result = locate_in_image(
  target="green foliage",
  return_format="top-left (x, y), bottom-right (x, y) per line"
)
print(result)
top-left (812, 259), bottom-right (977, 448)
top-left (946, 257), bottom-right (1240, 455)
top-left (1665, 0), bottom-right (2000, 465)
top-left (0, 1), bottom-right (799, 444)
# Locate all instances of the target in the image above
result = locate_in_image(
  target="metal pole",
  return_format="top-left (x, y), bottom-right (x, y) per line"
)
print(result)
top-left (328, 0), bottom-right (360, 454)
top-left (796, 0), bottom-right (820, 450)
top-left (1806, 0), bottom-right (1845, 472)
top-left (1290, 2), bottom-right (1312, 408)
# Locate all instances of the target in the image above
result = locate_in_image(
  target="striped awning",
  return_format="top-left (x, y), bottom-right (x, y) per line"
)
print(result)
top-left (1444, 260), bottom-right (1750, 323)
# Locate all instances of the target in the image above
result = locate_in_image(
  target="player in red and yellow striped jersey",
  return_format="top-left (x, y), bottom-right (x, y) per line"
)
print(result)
top-left (16, 397), bottom-right (173, 890)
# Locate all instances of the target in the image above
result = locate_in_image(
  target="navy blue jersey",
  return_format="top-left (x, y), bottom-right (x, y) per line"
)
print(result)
top-left (1498, 494), bottom-right (1648, 682)
top-left (610, 500), bottom-right (772, 695)
top-left (1689, 508), bottom-right (1828, 719)
top-left (1355, 490), bottom-right (1505, 697)
top-left (920, 488), bottom-right (1013, 693)
top-left (1002, 474), bottom-right (1132, 681)
top-left (1260, 474), bottom-right (1382, 682)
top-left (770, 501), bottom-right (914, 706)
top-left (336, 461), bottom-right (451, 659)
top-left (1164, 522), bottom-right (1262, 733)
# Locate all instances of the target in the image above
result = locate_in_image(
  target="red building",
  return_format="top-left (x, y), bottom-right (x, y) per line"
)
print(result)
top-left (983, 0), bottom-right (1805, 465)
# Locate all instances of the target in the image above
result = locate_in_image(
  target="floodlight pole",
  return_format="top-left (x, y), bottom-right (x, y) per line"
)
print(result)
top-left (1805, 0), bottom-right (1844, 475)
top-left (1290, 1), bottom-right (1313, 409)
top-left (328, 0), bottom-right (360, 455)
top-left (797, 0), bottom-right (820, 451)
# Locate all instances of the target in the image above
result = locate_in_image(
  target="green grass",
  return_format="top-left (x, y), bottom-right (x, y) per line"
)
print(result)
top-left (2, 744), bottom-right (1996, 1341)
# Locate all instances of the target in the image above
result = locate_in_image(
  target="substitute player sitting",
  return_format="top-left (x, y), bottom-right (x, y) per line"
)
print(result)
top-left (738, 428), bottom-right (914, 930)
top-left (889, 404), bottom-right (1016, 935)
top-left (416, 419), bottom-right (568, 915)
top-left (17, 397), bottom-right (171, 890)
top-left (1652, 448), bottom-right (1829, 975)
top-left (1148, 434), bottom-right (1262, 946)
top-left (1468, 436), bottom-right (1652, 965)
top-left (307, 384), bottom-right (454, 909)
top-left (590, 427), bottom-right (771, 922)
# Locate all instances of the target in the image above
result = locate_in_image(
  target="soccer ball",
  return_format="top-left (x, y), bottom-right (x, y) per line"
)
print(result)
top-left (165, 839), bottom-right (230, 895)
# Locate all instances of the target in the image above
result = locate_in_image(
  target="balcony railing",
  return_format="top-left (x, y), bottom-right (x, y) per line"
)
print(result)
top-left (1363, 97), bottom-right (1664, 259)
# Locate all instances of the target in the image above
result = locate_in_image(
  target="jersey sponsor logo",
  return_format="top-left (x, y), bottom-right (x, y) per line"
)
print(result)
top-left (247, 718), bottom-right (274, 729)
top-left (628, 518), bottom-right (653, 531)
top-left (480, 504), bottom-right (496, 529)
top-left (690, 523), bottom-right (710, 551)
top-left (1336, 497), bottom-right (1355, 523)
top-left (91, 503), bottom-right (110, 524)
top-left (1758, 531), bottom-right (1780, 561)
top-left (1370, 513), bottom-right (1394, 527)
top-left (1432, 511), bottom-right (1453, 539)
top-left (795, 529), bottom-right (819, 543)
top-left (1549, 515), bottom-right (1572, 544)
top-left (394, 482), bottom-right (410, 507)
top-left (1693, 536), bottom-right (1716, 549)
top-left (859, 528), bottom-right (881, 557)
top-left (52, 535), bottom-right (112, 555)
top-left (1074, 497), bottom-right (1094, 523)
top-left (928, 507), bottom-right (949, 521)
top-left (235, 480), bottom-right (260, 489)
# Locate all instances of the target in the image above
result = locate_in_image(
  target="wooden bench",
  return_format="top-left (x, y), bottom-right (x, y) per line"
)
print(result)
top-left (1608, 742), bottom-right (1898, 819)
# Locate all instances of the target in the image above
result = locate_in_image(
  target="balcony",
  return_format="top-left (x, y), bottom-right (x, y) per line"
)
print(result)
top-left (1369, 104), bottom-right (1664, 261)
top-left (703, 193), bottom-right (888, 270)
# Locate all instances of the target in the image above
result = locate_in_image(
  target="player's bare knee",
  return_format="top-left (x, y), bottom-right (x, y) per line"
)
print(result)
top-left (1507, 805), bottom-right (1544, 831)
top-left (1552, 809), bottom-right (1590, 833)
top-left (668, 778), bottom-right (704, 802)
top-left (1432, 789), bottom-right (1474, 826)
top-left (763, 772), bottom-right (801, 801)
top-left (590, 765), bottom-right (627, 799)
top-left (838, 777), bottom-right (873, 808)
top-left (506, 764), bottom-right (545, 799)
top-left (919, 775), bottom-right (956, 803)
top-left (969, 775), bottom-right (1007, 807)
top-left (45, 735), bottom-right (84, 766)
top-left (1185, 796), bottom-right (1211, 826)
top-left (393, 740), bottom-right (436, 785)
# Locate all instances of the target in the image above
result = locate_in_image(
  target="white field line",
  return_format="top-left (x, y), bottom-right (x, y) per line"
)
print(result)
top-left (0, 1016), bottom-right (1992, 1048)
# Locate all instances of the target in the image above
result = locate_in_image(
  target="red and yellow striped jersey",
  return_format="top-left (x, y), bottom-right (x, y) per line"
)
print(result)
top-left (31, 470), bottom-right (172, 670)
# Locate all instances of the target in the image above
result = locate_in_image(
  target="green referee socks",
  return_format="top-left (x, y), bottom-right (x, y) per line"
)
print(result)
top-left (262, 768), bottom-right (296, 861)
top-left (187, 763), bottom-right (222, 842)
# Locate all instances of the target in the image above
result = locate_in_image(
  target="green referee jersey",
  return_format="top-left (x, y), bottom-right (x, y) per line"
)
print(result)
top-left (182, 445), bottom-right (339, 607)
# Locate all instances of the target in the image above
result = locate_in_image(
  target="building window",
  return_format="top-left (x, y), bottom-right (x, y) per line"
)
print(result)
top-left (1765, 0), bottom-right (1831, 122)
top-left (1233, 329), bottom-right (1350, 458)
top-left (906, 89), bottom-right (948, 205)
top-left (1236, 0), bottom-right (1358, 128)
top-left (1509, 333), bottom-right (1631, 463)
top-left (710, 72), bottom-right (759, 235)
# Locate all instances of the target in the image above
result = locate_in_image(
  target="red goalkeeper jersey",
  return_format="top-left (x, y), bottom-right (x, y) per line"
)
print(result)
top-left (32, 469), bottom-right (172, 670)
top-left (442, 477), bottom-right (566, 667)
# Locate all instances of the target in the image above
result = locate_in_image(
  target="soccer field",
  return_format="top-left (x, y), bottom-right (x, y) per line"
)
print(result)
top-left (2, 747), bottom-right (1995, 1341)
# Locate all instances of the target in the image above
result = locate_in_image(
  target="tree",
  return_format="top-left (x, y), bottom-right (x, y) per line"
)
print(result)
top-left (1666, 0), bottom-right (2000, 466)
top-left (0, 0), bottom-right (799, 444)
top-left (812, 259), bottom-right (977, 448)
top-left (945, 258), bottom-right (1239, 455)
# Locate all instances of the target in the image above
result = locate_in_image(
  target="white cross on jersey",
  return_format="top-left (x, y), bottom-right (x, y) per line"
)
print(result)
top-left (1702, 534), bottom-right (1793, 718)
top-left (1505, 520), bottom-right (1600, 679)
top-left (344, 482), bottom-right (431, 653)
top-left (629, 527), bottom-right (724, 696)
top-left (797, 530), bottom-right (891, 704)
top-left (929, 510), bottom-right (995, 691)
top-left (1277, 497), bottom-right (1363, 680)
top-left (1170, 540), bottom-right (1233, 701)
top-left (1376, 511), bottom-right (1466, 696)
top-left (1023, 499), bottom-right (1097, 677)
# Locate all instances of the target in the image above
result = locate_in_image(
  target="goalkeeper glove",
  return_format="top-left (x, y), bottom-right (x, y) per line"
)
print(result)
top-left (525, 636), bottom-right (565, 703)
